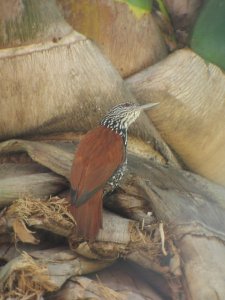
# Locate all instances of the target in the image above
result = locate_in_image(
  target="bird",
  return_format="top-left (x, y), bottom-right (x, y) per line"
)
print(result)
top-left (70, 102), bottom-right (158, 241)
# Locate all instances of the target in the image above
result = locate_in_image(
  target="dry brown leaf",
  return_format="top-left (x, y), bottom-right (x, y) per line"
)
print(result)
top-left (12, 219), bottom-right (39, 245)
top-left (6, 196), bottom-right (75, 237)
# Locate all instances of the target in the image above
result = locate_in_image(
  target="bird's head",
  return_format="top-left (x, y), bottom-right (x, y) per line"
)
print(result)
top-left (101, 102), bottom-right (158, 131)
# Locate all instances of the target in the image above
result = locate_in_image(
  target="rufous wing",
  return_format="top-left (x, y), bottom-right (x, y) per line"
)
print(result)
top-left (70, 126), bottom-right (125, 240)
top-left (70, 126), bottom-right (125, 206)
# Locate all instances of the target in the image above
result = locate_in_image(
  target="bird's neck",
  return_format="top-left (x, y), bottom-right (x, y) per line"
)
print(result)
top-left (100, 117), bottom-right (128, 146)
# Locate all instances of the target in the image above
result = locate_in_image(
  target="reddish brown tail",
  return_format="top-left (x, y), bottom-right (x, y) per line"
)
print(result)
top-left (70, 190), bottom-right (103, 241)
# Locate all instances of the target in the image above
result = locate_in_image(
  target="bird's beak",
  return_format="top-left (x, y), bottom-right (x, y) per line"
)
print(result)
top-left (138, 102), bottom-right (159, 111)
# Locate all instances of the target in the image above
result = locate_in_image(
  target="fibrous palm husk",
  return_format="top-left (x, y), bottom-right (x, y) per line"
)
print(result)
top-left (0, 249), bottom-right (114, 299)
top-left (0, 194), bottom-right (169, 298)
top-left (2, 195), bottom-right (165, 270)
top-left (0, 139), bottom-right (73, 178)
top-left (0, 1), bottom-right (177, 167)
top-left (4, 197), bottom-right (74, 238)
top-left (57, 0), bottom-right (168, 78)
top-left (0, 248), bottom-right (167, 300)
top-left (1, 2), bottom-right (224, 298)
top-left (0, 163), bottom-right (67, 207)
top-left (1, 136), bottom-right (225, 298)
top-left (0, 0), bottom-right (72, 48)
top-left (0, 31), bottom-right (175, 169)
top-left (46, 276), bottom-right (127, 300)
top-left (46, 261), bottom-right (166, 300)
top-left (0, 138), bottom-right (176, 298)
top-left (0, 136), bottom-right (177, 208)
top-left (127, 49), bottom-right (225, 187)
top-left (0, 251), bottom-right (58, 299)
top-left (132, 156), bottom-right (225, 299)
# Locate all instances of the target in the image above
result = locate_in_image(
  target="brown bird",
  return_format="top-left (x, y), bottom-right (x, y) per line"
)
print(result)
top-left (70, 102), bottom-right (158, 241)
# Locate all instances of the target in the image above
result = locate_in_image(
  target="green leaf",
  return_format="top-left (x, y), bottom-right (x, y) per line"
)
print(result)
top-left (126, 0), bottom-right (152, 11)
top-left (190, 0), bottom-right (225, 70)
top-left (116, 0), bottom-right (152, 18)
